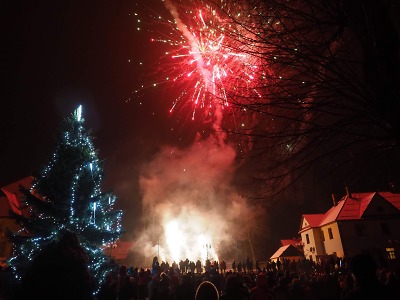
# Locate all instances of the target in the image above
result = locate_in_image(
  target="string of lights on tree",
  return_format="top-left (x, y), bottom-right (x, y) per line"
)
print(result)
top-left (8, 105), bottom-right (122, 288)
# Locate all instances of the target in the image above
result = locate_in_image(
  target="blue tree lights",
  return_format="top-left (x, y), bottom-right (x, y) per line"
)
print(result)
top-left (8, 105), bottom-right (122, 287)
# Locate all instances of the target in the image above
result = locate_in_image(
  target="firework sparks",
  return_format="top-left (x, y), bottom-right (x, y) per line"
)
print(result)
top-left (164, 0), bottom-right (265, 121)
top-left (130, 1), bottom-right (268, 265)
top-left (137, 0), bottom-right (266, 121)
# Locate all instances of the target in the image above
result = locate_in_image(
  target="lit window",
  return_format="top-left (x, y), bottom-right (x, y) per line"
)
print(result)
top-left (328, 228), bottom-right (333, 239)
top-left (386, 248), bottom-right (396, 260)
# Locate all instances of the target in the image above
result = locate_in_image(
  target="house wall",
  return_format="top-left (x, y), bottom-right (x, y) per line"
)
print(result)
top-left (339, 218), bottom-right (400, 262)
top-left (301, 228), bottom-right (325, 261)
top-left (321, 222), bottom-right (344, 258)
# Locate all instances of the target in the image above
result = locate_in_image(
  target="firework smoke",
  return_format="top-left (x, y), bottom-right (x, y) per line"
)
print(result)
top-left (126, 0), bottom-right (268, 267)
top-left (131, 133), bottom-right (262, 266)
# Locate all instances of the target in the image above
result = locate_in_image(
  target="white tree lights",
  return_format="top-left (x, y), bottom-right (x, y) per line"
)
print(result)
top-left (8, 105), bottom-right (122, 288)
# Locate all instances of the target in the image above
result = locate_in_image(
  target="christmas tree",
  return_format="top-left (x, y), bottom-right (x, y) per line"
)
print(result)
top-left (8, 105), bottom-right (122, 287)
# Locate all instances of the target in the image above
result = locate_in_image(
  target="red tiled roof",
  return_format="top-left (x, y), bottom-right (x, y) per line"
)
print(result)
top-left (378, 192), bottom-right (400, 211)
top-left (303, 192), bottom-right (400, 229)
top-left (270, 244), bottom-right (304, 260)
top-left (303, 214), bottom-right (324, 227)
top-left (1, 176), bottom-right (33, 216)
top-left (319, 200), bottom-right (345, 225)
top-left (111, 241), bottom-right (133, 260)
top-left (281, 238), bottom-right (302, 246)
top-left (1, 177), bottom-right (33, 195)
top-left (270, 245), bottom-right (290, 259)
top-left (299, 214), bottom-right (324, 233)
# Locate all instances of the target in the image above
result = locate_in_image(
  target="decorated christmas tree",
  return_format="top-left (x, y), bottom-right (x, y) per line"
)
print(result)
top-left (8, 105), bottom-right (122, 287)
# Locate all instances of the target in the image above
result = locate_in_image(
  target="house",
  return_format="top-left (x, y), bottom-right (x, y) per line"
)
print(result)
top-left (0, 176), bottom-right (33, 259)
top-left (299, 191), bottom-right (400, 267)
top-left (106, 240), bottom-right (134, 262)
top-left (270, 238), bottom-right (304, 262)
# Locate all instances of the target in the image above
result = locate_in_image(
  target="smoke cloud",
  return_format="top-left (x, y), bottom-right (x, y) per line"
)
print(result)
top-left (131, 132), bottom-right (263, 266)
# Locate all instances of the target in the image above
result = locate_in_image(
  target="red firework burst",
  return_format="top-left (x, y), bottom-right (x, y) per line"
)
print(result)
top-left (138, 0), bottom-right (267, 120)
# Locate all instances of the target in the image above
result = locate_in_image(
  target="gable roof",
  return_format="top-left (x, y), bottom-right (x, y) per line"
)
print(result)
top-left (281, 238), bottom-right (302, 247)
top-left (378, 192), bottom-right (400, 211)
top-left (270, 244), bottom-right (304, 260)
top-left (299, 214), bottom-right (324, 232)
top-left (300, 191), bottom-right (400, 231)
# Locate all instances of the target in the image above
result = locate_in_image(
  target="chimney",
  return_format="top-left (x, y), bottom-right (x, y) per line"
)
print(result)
top-left (345, 186), bottom-right (351, 198)
top-left (331, 193), bottom-right (337, 206)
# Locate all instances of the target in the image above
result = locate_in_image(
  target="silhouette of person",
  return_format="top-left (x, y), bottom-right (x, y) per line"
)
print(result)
top-left (16, 230), bottom-right (94, 300)
top-left (345, 253), bottom-right (392, 300)
top-left (195, 281), bottom-right (219, 300)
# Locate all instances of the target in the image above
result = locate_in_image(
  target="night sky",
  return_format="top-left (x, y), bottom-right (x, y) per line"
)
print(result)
top-left (2, 0), bottom-right (182, 247)
top-left (2, 1), bottom-right (190, 190)
top-left (2, 0), bottom-right (363, 260)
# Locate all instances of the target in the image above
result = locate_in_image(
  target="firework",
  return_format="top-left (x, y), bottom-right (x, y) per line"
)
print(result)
top-left (131, 0), bottom-right (268, 265)
top-left (136, 0), bottom-right (267, 121)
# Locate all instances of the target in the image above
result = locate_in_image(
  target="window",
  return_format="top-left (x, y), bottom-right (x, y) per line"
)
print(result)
top-left (306, 234), bottom-right (310, 244)
top-left (328, 228), bottom-right (333, 239)
top-left (381, 223), bottom-right (391, 235)
top-left (386, 248), bottom-right (396, 260)
top-left (321, 229), bottom-right (325, 241)
top-left (355, 224), bottom-right (365, 236)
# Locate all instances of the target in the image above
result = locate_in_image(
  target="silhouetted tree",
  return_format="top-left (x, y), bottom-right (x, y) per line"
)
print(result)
top-left (211, 0), bottom-right (400, 200)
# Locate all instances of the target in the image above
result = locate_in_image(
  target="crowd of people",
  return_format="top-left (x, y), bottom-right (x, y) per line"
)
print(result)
top-left (1, 234), bottom-right (399, 300)
top-left (96, 254), bottom-right (400, 300)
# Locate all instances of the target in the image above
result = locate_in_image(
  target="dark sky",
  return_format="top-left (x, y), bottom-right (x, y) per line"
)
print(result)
top-left (1, 0), bottom-right (189, 234)
top-left (2, 1), bottom-right (189, 185)
top-left (1, 0), bottom-right (337, 259)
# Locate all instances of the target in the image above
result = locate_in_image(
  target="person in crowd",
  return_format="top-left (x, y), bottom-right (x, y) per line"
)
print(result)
top-left (195, 280), bottom-right (219, 300)
top-left (15, 230), bottom-right (94, 300)
top-left (237, 261), bottom-right (243, 273)
top-left (341, 273), bottom-right (354, 300)
top-left (175, 274), bottom-right (196, 300)
top-left (148, 274), bottom-right (159, 300)
top-left (189, 260), bottom-right (196, 274)
top-left (91, 253), bottom-right (400, 300)
top-left (220, 274), bottom-right (249, 300)
top-left (345, 253), bottom-right (393, 299)
top-left (220, 260), bottom-right (227, 273)
top-left (137, 268), bottom-right (148, 300)
top-left (196, 259), bottom-right (202, 274)
top-left (117, 265), bottom-right (131, 300)
top-left (97, 273), bottom-right (117, 300)
top-left (272, 276), bottom-right (290, 300)
top-left (249, 273), bottom-right (275, 300)
top-left (232, 260), bottom-right (237, 272)
top-left (157, 271), bottom-right (174, 300)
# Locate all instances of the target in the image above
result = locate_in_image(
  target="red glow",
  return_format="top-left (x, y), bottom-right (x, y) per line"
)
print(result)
top-left (150, 0), bottom-right (267, 119)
